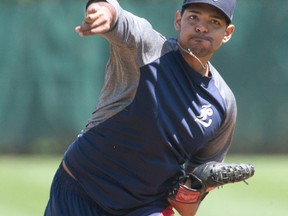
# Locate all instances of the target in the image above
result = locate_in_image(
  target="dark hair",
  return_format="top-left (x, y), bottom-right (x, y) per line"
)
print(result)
top-left (180, 6), bottom-right (187, 15)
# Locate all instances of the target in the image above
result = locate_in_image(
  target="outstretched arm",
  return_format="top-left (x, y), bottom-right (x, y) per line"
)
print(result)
top-left (75, 1), bottom-right (116, 37)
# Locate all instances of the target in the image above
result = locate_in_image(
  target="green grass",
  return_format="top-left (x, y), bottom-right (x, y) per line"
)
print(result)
top-left (0, 155), bottom-right (287, 216)
top-left (0, 155), bottom-right (62, 216)
top-left (196, 155), bottom-right (288, 216)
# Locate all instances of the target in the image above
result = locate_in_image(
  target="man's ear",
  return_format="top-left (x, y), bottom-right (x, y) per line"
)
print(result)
top-left (174, 10), bottom-right (182, 31)
top-left (222, 24), bottom-right (235, 43)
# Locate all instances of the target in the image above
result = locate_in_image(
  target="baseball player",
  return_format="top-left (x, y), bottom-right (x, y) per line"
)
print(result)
top-left (44, 0), bottom-right (254, 215)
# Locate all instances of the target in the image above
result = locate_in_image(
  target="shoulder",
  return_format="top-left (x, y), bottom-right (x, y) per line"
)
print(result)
top-left (210, 65), bottom-right (236, 105)
top-left (210, 64), bottom-right (237, 122)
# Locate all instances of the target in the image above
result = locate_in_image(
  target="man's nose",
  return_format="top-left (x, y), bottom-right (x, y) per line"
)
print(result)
top-left (195, 24), bottom-right (208, 33)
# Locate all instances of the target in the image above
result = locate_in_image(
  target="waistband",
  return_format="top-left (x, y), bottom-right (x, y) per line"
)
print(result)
top-left (57, 162), bottom-right (171, 216)
top-left (57, 162), bottom-right (94, 202)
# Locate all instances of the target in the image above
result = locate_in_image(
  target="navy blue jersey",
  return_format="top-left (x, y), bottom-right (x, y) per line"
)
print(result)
top-left (63, 0), bottom-right (237, 215)
top-left (64, 50), bottom-right (231, 215)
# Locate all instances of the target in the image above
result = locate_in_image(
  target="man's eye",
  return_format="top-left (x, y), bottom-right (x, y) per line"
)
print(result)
top-left (189, 15), bottom-right (197, 20)
top-left (211, 20), bottom-right (220, 25)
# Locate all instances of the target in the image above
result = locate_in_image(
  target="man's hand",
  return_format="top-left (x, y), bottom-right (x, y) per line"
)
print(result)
top-left (75, 2), bottom-right (116, 37)
top-left (168, 162), bottom-right (255, 216)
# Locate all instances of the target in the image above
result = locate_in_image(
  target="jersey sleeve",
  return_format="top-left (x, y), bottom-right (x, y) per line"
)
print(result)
top-left (87, 0), bottom-right (166, 67)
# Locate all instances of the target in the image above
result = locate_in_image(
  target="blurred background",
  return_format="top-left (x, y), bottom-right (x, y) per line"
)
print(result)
top-left (0, 0), bottom-right (287, 215)
top-left (1, 0), bottom-right (288, 154)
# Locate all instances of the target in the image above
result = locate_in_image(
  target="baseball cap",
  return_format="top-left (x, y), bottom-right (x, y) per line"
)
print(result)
top-left (182, 0), bottom-right (237, 23)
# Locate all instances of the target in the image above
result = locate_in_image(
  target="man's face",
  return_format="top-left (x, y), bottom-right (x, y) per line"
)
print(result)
top-left (174, 3), bottom-right (235, 59)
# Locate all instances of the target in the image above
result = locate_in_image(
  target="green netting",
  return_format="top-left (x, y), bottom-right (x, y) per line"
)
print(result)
top-left (0, 0), bottom-right (287, 153)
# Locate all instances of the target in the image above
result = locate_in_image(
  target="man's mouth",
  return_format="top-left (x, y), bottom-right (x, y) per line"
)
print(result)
top-left (191, 37), bottom-right (211, 43)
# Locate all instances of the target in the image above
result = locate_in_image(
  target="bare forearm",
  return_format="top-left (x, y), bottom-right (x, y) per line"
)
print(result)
top-left (168, 199), bottom-right (200, 216)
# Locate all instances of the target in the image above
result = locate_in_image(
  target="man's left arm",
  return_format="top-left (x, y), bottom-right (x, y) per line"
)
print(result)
top-left (168, 85), bottom-right (237, 215)
top-left (168, 161), bottom-right (255, 216)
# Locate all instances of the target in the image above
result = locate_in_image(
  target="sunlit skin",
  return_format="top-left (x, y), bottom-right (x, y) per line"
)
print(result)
top-left (174, 4), bottom-right (235, 76)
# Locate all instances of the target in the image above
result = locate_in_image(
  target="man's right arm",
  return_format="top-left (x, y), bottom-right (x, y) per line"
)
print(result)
top-left (75, 1), bottom-right (116, 37)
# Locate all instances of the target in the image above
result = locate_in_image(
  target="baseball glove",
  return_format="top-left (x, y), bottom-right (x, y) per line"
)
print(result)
top-left (168, 161), bottom-right (255, 204)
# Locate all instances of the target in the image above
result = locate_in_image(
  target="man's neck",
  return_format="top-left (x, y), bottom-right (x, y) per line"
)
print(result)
top-left (181, 51), bottom-right (210, 76)
top-left (177, 42), bottom-right (211, 76)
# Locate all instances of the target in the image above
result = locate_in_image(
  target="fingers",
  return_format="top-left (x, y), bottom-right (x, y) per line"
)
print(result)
top-left (85, 7), bottom-right (99, 24)
top-left (75, 17), bottom-right (109, 36)
top-left (75, 3), bottom-right (113, 37)
top-left (75, 19), bottom-right (108, 37)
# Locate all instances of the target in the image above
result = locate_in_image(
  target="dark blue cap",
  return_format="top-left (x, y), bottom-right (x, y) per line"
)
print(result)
top-left (182, 0), bottom-right (237, 23)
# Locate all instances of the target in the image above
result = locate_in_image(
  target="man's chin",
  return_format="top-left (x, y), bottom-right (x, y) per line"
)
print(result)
top-left (189, 48), bottom-right (208, 58)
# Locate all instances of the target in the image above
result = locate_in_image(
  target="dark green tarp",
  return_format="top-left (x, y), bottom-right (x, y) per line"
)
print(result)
top-left (1, 0), bottom-right (287, 153)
